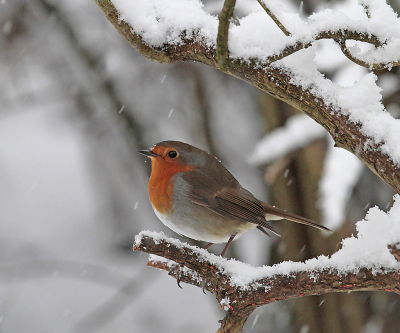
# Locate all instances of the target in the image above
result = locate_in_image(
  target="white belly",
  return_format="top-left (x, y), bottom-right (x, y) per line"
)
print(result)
top-left (152, 205), bottom-right (255, 244)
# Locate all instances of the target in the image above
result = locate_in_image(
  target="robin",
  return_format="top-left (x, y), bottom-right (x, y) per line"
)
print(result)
top-left (139, 140), bottom-right (331, 256)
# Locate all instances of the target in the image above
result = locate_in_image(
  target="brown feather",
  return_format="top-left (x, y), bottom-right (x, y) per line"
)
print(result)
top-left (185, 169), bottom-right (330, 234)
top-left (176, 150), bottom-right (331, 235)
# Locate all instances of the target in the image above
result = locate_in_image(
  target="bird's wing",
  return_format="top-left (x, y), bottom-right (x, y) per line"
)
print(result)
top-left (212, 188), bottom-right (281, 235)
top-left (186, 176), bottom-right (280, 236)
top-left (184, 169), bottom-right (331, 234)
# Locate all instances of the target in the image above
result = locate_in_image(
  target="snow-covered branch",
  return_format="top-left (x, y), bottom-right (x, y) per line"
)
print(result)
top-left (134, 197), bottom-right (400, 332)
top-left (95, 0), bottom-right (400, 194)
top-left (134, 231), bottom-right (400, 333)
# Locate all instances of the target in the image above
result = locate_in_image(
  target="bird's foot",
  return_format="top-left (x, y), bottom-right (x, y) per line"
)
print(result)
top-left (175, 263), bottom-right (184, 289)
top-left (175, 263), bottom-right (207, 294)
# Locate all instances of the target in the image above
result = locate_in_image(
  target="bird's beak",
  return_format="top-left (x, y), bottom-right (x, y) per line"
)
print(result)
top-left (138, 149), bottom-right (157, 158)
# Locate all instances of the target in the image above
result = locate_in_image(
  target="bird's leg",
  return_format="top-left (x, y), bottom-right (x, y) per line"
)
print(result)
top-left (175, 264), bottom-right (184, 289)
top-left (203, 242), bottom-right (214, 250)
top-left (220, 234), bottom-right (236, 256)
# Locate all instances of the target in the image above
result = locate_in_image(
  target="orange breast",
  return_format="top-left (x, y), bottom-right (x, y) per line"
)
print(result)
top-left (148, 157), bottom-right (195, 215)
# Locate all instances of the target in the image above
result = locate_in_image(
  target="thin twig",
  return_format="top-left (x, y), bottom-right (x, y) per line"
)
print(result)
top-left (361, 3), bottom-right (372, 19)
top-left (263, 29), bottom-right (382, 65)
top-left (336, 39), bottom-right (399, 70)
top-left (256, 0), bottom-right (291, 36)
top-left (217, 0), bottom-right (236, 72)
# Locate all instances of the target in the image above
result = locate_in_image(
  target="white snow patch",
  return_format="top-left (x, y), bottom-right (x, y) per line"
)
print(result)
top-left (111, 0), bottom-right (218, 48)
top-left (249, 114), bottom-right (326, 165)
top-left (220, 297), bottom-right (230, 311)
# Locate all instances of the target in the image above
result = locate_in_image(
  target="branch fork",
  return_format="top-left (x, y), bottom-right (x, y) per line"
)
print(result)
top-left (218, 0), bottom-right (397, 69)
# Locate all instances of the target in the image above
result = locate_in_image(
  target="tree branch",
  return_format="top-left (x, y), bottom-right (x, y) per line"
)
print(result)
top-left (253, 29), bottom-right (382, 65)
top-left (94, 0), bottom-right (400, 195)
top-left (256, 0), bottom-right (291, 37)
top-left (134, 232), bottom-right (400, 333)
top-left (336, 38), bottom-right (400, 70)
top-left (217, 0), bottom-right (236, 72)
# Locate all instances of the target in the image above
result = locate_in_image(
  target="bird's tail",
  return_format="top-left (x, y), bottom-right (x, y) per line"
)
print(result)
top-left (260, 202), bottom-right (332, 232)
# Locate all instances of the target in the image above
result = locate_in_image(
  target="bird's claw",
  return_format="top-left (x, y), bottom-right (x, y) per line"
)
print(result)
top-left (201, 279), bottom-right (207, 294)
top-left (175, 263), bottom-right (184, 289)
top-left (175, 263), bottom-right (207, 294)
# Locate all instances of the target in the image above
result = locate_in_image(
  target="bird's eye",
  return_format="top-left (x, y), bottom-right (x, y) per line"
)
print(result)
top-left (168, 150), bottom-right (178, 159)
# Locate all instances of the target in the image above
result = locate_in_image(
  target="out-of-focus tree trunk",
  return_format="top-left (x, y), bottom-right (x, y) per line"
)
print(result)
top-left (258, 91), bottom-right (369, 333)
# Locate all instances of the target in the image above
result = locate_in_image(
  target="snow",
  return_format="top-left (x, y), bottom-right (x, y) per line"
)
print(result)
top-left (137, 194), bottom-right (400, 288)
top-left (112, 0), bottom-right (400, 61)
top-left (220, 297), bottom-right (230, 311)
top-left (112, 0), bottom-right (218, 48)
top-left (249, 114), bottom-right (326, 165)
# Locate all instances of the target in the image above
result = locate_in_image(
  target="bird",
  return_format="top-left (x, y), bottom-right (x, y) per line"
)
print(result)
top-left (139, 140), bottom-right (331, 256)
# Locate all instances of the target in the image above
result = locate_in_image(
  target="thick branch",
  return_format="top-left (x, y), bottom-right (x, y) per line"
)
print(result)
top-left (135, 233), bottom-right (400, 331)
top-left (135, 233), bottom-right (400, 300)
top-left (134, 233), bottom-right (400, 332)
top-left (95, 0), bottom-right (400, 194)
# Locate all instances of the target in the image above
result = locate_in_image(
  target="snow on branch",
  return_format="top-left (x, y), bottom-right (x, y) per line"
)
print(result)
top-left (95, 0), bottom-right (400, 194)
top-left (133, 195), bottom-right (400, 332)
top-left (107, 0), bottom-right (400, 68)
top-left (249, 114), bottom-right (326, 165)
top-left (134, 231), bottom-right (400, 332)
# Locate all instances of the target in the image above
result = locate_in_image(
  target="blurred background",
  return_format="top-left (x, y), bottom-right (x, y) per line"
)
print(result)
top-left (1, 0), bottom-right (399, 332)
